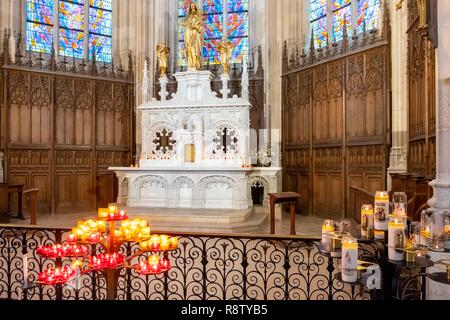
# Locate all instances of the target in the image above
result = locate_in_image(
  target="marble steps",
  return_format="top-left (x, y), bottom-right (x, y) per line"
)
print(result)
top-left (124, 206), bottom-right (269, 232)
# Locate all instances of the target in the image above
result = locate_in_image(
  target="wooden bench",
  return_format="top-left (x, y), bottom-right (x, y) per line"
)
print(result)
top-left (268, 192), bottom-right (300, 235)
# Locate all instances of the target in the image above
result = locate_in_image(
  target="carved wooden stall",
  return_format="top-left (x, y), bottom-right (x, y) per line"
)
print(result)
top-left (282, 8), bottom-right (391, 220)
top-left (390, 0), bottom-right (437, 220)
top-left (153, 47), bottom-right (266, 154)
top-left (0, 35), bottom-right (135, 214)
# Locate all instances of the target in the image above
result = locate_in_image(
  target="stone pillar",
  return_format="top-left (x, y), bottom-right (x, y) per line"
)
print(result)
top-left (427, 0), bottom-right (450, 300)
top-left (429, 1), bottom-right (450, 219)
top-left (265, 0), bottom-right (305, 168)
top-left (387, 0), bottom-right (409, 190)
top-left (0, 0), bottom-right (25, 41)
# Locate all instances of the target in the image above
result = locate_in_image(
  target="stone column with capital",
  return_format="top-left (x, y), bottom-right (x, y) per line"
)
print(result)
top-left (387, 0), bottom-right (409, 189)
top-left (428, 0), bottom-right (450, 224)
top-left (426, 0), bottom-right (450, 300)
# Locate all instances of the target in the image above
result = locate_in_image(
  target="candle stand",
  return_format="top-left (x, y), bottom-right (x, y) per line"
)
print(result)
top-left (34, 207), bottom-right (179, 300)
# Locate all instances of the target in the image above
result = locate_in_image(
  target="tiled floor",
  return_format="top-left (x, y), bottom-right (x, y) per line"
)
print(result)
top-left (5, 209), bottom-right (326, 238)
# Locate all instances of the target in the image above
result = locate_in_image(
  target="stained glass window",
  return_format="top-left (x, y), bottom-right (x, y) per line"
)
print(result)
top-left (310, 0), bottom-right (327, 48)
top-left (59, 0), bottom-right (85, 59)
top-left (178, 0), bottom-right (249, 67)
top-left (26, 0), bottom-right (54, 54)
top-left (203, 1), bottom-right (224, 65)
top-left (309, 0), bottom-right (381, 48)
top-left (227, 0), bottom-right (249, 64)
top-left (26, 0), bottom-right (112, 63)
top-left (357, 0), bottom-right (381, 33)
top-left (89, 0), bottom-right (113, 63)
top-left (331, 1), bottom-right (351, 43)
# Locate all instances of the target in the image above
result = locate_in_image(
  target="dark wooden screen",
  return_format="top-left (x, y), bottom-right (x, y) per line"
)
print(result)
top-left (282, 6), bottom-right (391, 220)
top-left (0, 35), bottom-right (135, 214)
top-left (407, 0), bottom-right (436, 178)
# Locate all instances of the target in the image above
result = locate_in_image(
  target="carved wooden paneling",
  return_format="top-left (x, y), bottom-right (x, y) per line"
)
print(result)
top-left (285, 74), bottom-right (298, 146)
top-left (1, 64), bottom-right (134, 213)
top-left (282, 42), bottom-right (390, 219)
top-left (407, 0), bottom-right (436, 178)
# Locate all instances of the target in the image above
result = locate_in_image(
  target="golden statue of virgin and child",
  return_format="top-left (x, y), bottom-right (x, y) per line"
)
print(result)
top-left (177, 1), bottom-right (234, 75)
top-left (181, 2), bottom-right (205, 70)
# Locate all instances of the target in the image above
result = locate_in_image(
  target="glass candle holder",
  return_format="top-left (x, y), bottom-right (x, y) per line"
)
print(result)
top-left (444, 213), bottom-right (450, 250)
top-left (431, 235), bottom-right (445, 252)
top-left (405, 247), bottom-right (416, 264)
top-left (361, 205), bottom-right (374, 239)
top-left (393, 192), bottom-right (407, 217)
top-left (339, 220), bottom-right (352, 233)
top-left (409, 221), bottom-right (420, 246)
top-left (322, 220), bottom-right (335, 252)
top-left (415, 244), bottom-right (429, 259)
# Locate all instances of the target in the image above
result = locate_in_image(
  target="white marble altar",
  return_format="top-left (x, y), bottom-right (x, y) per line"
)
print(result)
top-left (110, 62), bottom-right (281, 214)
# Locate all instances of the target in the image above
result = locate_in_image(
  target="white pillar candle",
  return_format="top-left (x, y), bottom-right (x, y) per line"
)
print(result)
top-left (388, 218), bottom-right (405, 261)
top-left (374, 191), bottom-right (389, 235)
top-left (341, 237), bottom-right (358, 283)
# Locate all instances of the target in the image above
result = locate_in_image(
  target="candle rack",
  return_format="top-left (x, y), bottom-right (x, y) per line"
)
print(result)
top-left (34, 206), bottom-right (179, 300)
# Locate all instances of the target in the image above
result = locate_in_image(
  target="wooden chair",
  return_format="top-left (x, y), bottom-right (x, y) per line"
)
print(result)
top-left (268, 192), bottom-right (300, 235)
top-left (8, 184), bottom-right (24, 220)
top-left (348, 186), bottom-right (374, 223)
top-left (23, 189), bottom-right (39, 225)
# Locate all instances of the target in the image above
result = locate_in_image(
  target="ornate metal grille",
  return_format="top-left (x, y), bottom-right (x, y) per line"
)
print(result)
top-left (0, 226), bottom-right (385, 300)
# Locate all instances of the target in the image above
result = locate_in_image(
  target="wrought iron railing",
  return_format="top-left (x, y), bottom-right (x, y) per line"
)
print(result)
top-left (0, 226), bottom-right (385, 300)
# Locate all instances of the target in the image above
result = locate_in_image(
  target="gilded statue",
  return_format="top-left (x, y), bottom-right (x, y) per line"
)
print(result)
top-left (156, 43), bottom-right (170, 77)
top-left (217, 38), bottom-right (234, 76)
top-left (416, 0), bottom-right (428, 31)
top-left (181, 2), bottom-right (205, 70)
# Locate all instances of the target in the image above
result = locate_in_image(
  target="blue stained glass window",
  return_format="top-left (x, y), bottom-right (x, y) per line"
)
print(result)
top-left (59, 0), bottom-right (85, 59)
top-left (59, 28), bottom-right (84, 59)
top-left (90, 0), bottom-right (112, 11)
top-left (227, 0), bottom-right (248, 64)
top-left (26, 0), bottom-right (54, 54)
top-left (89, 0), bottom-right (112, 62)
top-left (228, 0), bottom-right (248, 12)
top-left (59, 1), bottom-right (84, 30)
top-left (89, 34), bottom-right (112, 63)
top-left (309, 0), bottom-right (381, 48)
top-left (89, 7), bottom-right (112, 36)
top-left (26, 0), bottom-right (112, 63)
top-left (310, 0), bottom-right (328, 48)
top-left (178, 0), bottom-right (249, 67)
top-left (357, 0), bottom-right (381, 32)
top-left (332, 4), bottom-right (352, 42)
